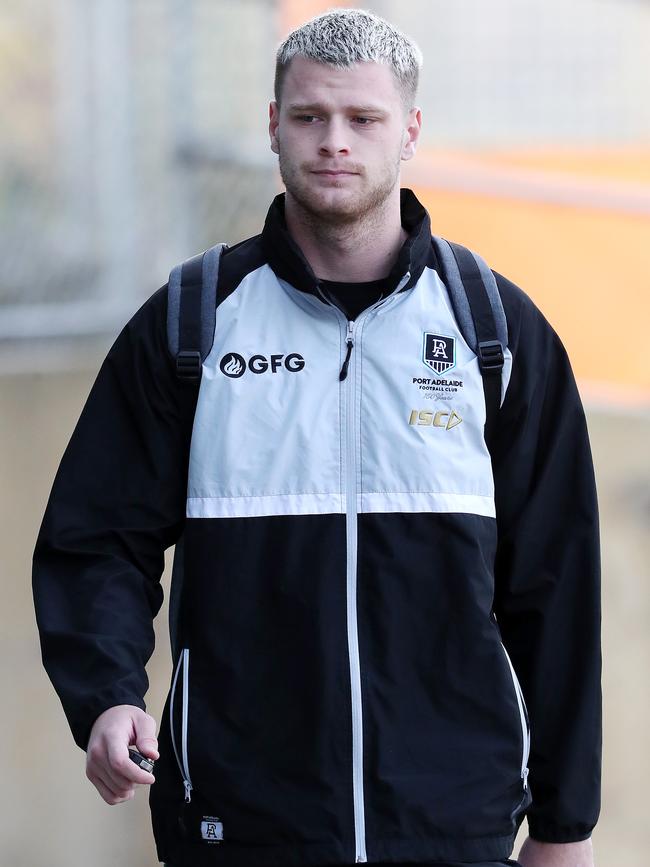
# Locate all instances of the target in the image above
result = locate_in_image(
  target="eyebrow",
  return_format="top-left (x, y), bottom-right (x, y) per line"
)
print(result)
top-left (286, 103), bottom-right (388, 116)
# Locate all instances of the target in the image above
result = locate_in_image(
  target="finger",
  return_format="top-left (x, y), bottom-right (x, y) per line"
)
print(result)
top-left (89, 769), bottom-right (135, 805)
top-left (87, 744), bottom-right (138, 792)
top-left (134, 713), bottom-right (160, 760)
top-left (98, 758), bottom-right (140, 794)
top-left (136, 735), bottom-right (160, 760)
top-left (106, 737), bottom-right (155, 786)
top-left (97, 768), bottom-right (135, 800)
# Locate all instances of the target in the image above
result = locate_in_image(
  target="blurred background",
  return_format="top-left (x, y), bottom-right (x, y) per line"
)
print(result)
top-left (1, 0), bottom-right (648, 865)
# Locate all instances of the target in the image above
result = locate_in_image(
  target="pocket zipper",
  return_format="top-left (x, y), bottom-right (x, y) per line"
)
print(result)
top-left (500, 641), bottom-right (531, 790)
top-left (170, 648), bottom-right (193, 802)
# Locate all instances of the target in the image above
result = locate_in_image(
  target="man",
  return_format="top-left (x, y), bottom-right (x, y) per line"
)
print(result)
top-left (33, 9), bottom-right (601, 867)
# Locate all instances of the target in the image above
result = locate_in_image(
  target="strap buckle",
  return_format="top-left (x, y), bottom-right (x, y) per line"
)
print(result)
top-left (176, 350), bottom-right (202, 380)
top-left (478, 339), bottom-right (504, 373)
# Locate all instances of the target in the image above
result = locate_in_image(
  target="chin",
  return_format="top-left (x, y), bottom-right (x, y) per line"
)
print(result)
top-left (293, 186), bottom-right (360, 220)
top-left (312, 199), bottom-right (365, 224)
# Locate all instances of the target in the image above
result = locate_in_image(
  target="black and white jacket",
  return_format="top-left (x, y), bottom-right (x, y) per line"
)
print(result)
top-left (33, 189), bottom-right (602, 867)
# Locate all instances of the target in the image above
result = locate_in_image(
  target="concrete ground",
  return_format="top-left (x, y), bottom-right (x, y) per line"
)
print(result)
top-left (1, 358), bottom-right (647, 867)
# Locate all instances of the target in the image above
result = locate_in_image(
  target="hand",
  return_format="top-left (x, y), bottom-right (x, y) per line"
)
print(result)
top-left (517, 835), bottom-right (594, 866)
top-left (86, 704), bottom-right (160, 805)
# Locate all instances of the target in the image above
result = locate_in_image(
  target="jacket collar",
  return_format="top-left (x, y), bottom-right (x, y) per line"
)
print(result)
top-left (261, 188), bottom-right (433, 298)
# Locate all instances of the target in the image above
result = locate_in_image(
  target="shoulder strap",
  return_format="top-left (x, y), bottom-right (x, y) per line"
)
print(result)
top-left (431, 236), bottom-right (508, 444)
top-left (166, 242), bottom-right (228, 380)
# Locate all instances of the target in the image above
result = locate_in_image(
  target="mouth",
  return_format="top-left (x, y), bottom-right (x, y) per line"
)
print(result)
top-left (311, 172), bottom-right (359, 183)
top-left (311, 170), bottom-right (359, 176)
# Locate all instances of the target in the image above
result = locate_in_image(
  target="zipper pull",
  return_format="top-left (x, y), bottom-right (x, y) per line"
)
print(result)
top-left (339, 321), bottom-right (354, 381)
top-left (184, 779), bottom-right (193, 803)
top-left (522, 766), bottom-right (529, 790)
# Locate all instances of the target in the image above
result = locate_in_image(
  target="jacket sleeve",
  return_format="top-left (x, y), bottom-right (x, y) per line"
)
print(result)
top-left (32, 286), bottom-right (199, 751)
top-left (490, 273), bottom-right (602, 843)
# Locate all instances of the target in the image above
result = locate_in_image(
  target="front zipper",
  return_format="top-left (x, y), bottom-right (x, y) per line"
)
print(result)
top-left (315, 273), bottom-right (410, 863)
top-left (341, 316), bottom-right (367, 863)
top-left (340, 321), bottom-right (354, 381)
top-left (500, 641), bottom-right (531, 790)
top-left (170, 647), bottom-right (193, 803)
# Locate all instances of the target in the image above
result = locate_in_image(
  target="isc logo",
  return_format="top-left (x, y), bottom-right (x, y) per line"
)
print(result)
top-left (408, 409), bottom-right (462, 430)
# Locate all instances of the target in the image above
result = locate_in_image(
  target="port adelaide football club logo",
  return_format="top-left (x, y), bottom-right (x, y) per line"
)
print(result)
top-left (423, 333), bottom-right (455, 375)
top-left (201, 815), bottom-right (224, 843)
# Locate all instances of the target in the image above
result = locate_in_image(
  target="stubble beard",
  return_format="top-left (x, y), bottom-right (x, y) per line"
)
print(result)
top-left (277, 145), bottom-right (402, 232)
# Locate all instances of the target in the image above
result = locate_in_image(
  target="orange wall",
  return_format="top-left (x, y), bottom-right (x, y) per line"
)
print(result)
top-left (279, 0), bottom-right (347, 34)
top-left (404, 150), bottom-right (650, 400)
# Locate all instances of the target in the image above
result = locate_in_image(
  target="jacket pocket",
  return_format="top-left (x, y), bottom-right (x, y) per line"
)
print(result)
top-left (170, 647), bottom-right (194, 803)
top-left (500, 641), bottom-right (531, 792)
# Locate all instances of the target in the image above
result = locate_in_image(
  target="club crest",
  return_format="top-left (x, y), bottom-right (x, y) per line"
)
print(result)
top-left (423, 333), bottom-right (456, 375)
top-left (201, 816), bottom-right (224, 842)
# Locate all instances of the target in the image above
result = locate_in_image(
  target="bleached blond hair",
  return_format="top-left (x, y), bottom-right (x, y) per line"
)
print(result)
top-left (274, 8), bottom-right (423, 111)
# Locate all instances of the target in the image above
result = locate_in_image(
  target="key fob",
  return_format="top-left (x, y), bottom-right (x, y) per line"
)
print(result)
top-left (128, 747), bottom-right (155, 774)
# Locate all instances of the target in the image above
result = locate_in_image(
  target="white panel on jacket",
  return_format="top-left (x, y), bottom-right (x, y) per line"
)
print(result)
top-left (188, 264), bottom-right (343, 518)
top-left (186, 264), bottom-right (511, 520)
top-left (358, 268), bottom-right (498, 519)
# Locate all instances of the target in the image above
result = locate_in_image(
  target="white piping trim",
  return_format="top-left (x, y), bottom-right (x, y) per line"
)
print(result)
top-left (169, 648), bottom-right (193, 802)
top-left (187, 491), bottom-right (495, 519)
top-left (187, 492), bottom-right (343, 518)
top-left (360, 491), bottom-right (495, 518)
top-left (181, 649), bottom-right (193, 801)
top-left (501, 642), bottom-right (531, 788)
top-left (169, 652), bottom-right (183, 782)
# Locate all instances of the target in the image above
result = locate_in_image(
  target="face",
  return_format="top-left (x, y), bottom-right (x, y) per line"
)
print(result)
top-left (269, 57), bottom-right (421, 225)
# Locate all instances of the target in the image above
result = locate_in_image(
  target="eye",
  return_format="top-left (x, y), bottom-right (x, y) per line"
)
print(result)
top-left (352, 117), bottom-right (376, 126)
top-left (296, 115), bottom-right (318, 123)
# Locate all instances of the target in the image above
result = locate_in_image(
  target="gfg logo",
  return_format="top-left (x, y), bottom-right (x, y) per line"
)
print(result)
top-left (219, 352), bottom-right (306, 378)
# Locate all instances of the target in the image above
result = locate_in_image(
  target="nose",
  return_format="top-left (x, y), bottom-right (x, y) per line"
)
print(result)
top-left (318, 119), bottom-right (350, 157)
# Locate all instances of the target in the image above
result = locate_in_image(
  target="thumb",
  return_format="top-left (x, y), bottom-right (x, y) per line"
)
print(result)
top-left (133, 709), bottom-right (160, 760)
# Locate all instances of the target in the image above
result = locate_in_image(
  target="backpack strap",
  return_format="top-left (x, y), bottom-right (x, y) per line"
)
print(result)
top-left (165, 242), bottom-right (226, 658)
top-left (431, 236), bottom-right (508, 444)
top-left (167, 242), bottom-right (228, 380)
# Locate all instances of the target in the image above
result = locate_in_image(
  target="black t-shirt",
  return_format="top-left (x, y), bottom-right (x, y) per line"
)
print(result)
top-left (319, 276), bottom-right (389, 321)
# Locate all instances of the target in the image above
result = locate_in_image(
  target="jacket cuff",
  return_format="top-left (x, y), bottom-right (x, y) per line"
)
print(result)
top-left (527, 819), bottom-right (595, 844)
top-left (69, 695), bottom-right (147, 752)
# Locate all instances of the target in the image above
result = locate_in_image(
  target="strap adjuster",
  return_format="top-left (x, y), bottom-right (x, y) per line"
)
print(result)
top-left (478, 339), bottom-right (504, 373)
top-left (176, 350), bottom-right (202, 380)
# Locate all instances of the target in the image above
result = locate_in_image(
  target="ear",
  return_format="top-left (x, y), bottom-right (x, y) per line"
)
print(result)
top-left (400, 107), bottom-right (422, 162)
top-left (269, 101), bottom-right (280, 155)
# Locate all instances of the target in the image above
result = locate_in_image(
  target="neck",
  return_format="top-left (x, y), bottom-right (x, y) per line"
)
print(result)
top-left (283, 188), bottom-right (408, 282)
